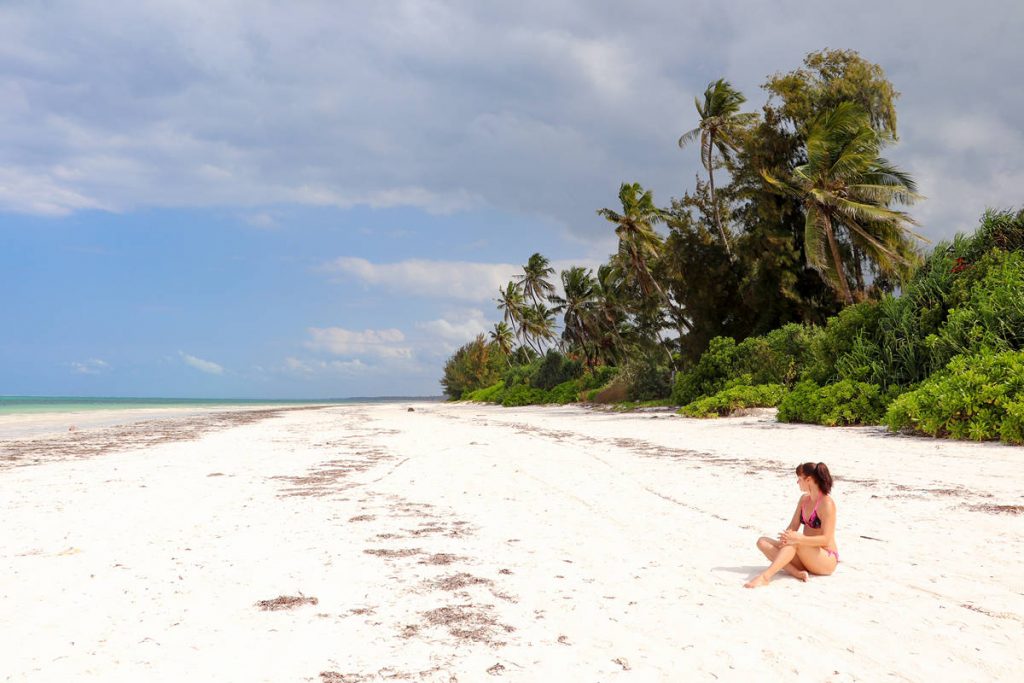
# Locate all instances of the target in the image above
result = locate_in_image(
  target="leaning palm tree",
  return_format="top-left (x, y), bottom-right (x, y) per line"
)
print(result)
top-left (678, 79), bottom-right (757, 257)
top-left (761, 102), bottom-right (924, 304)
top-left (597, 182), bottom-right (668, 306)
top-left (521, 302), bottom-right (558, 353)
top-left (518, 253), bottom-right (556, 305)
top-left (550, 267), bottom-right (598, 365)
top-left (489, 321), bottom-right (515, 367)
top-left (496, 280), bottom-right (526, 342)
top-left (599, 185), bottom-right (680, 369)
top-left (591, 264), bottom-right (629, 365)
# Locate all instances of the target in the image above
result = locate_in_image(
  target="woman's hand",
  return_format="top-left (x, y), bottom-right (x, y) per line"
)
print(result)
top-left (778, 529), bottom-right (803, 546)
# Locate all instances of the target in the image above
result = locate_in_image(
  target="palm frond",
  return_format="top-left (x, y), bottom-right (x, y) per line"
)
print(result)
top-left (803, 208), bottom-right (842, 291)
top-left (677, 127), bottom-right (701, 148)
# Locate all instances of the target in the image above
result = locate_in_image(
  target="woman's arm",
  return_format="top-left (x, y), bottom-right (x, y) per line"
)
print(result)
top-left (781, 497), bottom-right (836, 547)
top-left (786, 497), bottom-right (803, 532)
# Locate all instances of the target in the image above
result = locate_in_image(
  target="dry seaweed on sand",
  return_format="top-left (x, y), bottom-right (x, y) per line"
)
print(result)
top-left (256, 594), bottom-right (319, 611)
top-left (434, 572), bottom-right (492, 591)
top-left (320, 673), bottom-right (367, 683)
top-left (417, 553), bottom-right (464, 565)
top-left (363, 547), bottom-right (423, 558)
top-left (966, 503), bottom-right (1024, 515)
top-left (421, 603), bottom-right (509, 644)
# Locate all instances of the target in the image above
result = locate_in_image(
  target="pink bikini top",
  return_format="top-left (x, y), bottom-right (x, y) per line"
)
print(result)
top-left (801, 495), bottom-right (822, 529)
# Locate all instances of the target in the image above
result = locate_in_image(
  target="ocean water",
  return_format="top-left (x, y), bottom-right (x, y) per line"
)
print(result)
top-left (0, 395), bottom-right (441, 439)
top-left (0, 395), bottom-right (441, 415)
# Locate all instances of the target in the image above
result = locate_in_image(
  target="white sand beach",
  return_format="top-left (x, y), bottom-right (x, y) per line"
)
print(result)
top-left (2, 403), bottom-right (1022, 681)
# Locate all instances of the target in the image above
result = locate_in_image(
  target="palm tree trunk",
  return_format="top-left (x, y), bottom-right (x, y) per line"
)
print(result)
top-left (823, 213), bottom-right (854, 305)
top-left (654, 329), bottom-right (675, 370)
top-left (707, 136), bottom-right (733, 259)
top-left (853, 245), bottom-right (865, 298)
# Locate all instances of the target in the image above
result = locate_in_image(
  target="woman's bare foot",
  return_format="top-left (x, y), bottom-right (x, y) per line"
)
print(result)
top-left (744, 574), bottom-right (770, 589)
top-left (784, 567), bottom-right (809, 582)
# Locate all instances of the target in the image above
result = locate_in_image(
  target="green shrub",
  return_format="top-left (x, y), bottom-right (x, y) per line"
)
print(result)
top-left (1002, 400), bottom-right (1024, 445)
top-left (500, 384), bottom-right (550, 407)
top-left (930, 250), bottom-right (1024, 368)
top-left (672, 336), bottom-right (738, 405)
top-left (462, 381), bottom-right (504, 403)
top-left (884, 349), bottom-right (1024, 442)
top-left (502, 357), bottom-right (541, 389)
top-left (680, 384), bottom-right (788, 418)
top-left (958, 208), bottom-right (1024, 261)
top-left (778, 379), bottom-right (889, 426)
top-left (672, 325), bottom-right (813, 406)
top-left (531, 349), bottom-right (583, 390)
top-left (734, 324), bottom-right (813, 386)
top-left (801, 302), bottom-right (883, 385)
top-left (548, 379), bottom-right (582, 404)
top-left (621, 358), bottom-right (672, 401)
top-left (579, 365), bottom-right (619, 391)
top-left (440, 335), bottom-right (506, 399)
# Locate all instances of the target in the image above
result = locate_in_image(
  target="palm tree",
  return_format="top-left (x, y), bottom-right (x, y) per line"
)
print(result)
top-left (592, 264), bottom-right (629, 365)
top-left (518, 253), bottom-right (556, 305)
top-left (761, 102), bottom-right (924, 304)
top-left (496, 281), bottom-right (526, 342)
top-left (678, 79), bottom-right (757, 257)
top-left (489, 321), bottom-right (515, 367)
top-left (599, 184), bottom-right (691, 372)
top-left (521, 303), bottom-right (557, 353)
top-left (597, 182), bottom-right (668, 305)
top-left (550, 267), bottom-right (598, 364)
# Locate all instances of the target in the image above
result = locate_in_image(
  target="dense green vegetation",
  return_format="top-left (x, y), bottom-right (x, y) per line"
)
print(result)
top-left (440, 48), bottom-right (1024, 445)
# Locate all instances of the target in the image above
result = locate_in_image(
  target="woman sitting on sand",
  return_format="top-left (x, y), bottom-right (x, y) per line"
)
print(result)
top-left (744, 462), bottom-right (838, 588)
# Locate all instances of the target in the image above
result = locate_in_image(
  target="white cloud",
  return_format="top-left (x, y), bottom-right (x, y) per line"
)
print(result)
top-left (284, 356), bottom-right (369, 375)
top-left (415, 308), bottom-right (494, 353)
top-left (305, 327), bottom-right (412, 359)
top-left (1, 1), bottom-right (1020, 242)
top-left (283, 185), bottom-right (481, 215)
top-left (321, 257), bottom-right (605, 303)
top-left (322, 257), bottom-right (520, 302)
top-left (242, 212), bottom-right (277, 228)
top-left (179, 351), bottom-right (224, 375)
top-left (0, 167), bottom-right (109, 216)
top-left (70, 358), bottom-right (109, 374)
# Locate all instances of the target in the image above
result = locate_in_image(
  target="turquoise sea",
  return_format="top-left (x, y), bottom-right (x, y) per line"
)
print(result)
top-left (0, 395), bottom-right (441, 415)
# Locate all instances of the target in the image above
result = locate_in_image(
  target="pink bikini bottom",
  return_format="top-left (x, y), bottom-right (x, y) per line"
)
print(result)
top-left (824, 548), bottom-right (840, 562)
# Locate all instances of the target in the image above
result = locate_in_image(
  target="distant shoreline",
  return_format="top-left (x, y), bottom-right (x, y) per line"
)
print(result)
top-left (0, 395), bottom-right (444, 416)
top-left (0, 396), bottom-right (440, 440)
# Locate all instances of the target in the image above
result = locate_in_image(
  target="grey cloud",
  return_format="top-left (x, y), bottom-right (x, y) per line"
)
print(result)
top-left (1, 1), bottom-right (1021, 241)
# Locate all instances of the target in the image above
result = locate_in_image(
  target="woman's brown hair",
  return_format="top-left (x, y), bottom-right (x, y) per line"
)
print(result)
top-left (797, 462), bottom-right (833, 495)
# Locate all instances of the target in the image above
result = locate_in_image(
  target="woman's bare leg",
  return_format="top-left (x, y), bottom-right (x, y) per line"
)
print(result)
top-left (755, 537), bottom-right (808, 581)
top-left (745, 542), bottom-right (798, 588)
top-left (794, 545), bottom-right (838, 576)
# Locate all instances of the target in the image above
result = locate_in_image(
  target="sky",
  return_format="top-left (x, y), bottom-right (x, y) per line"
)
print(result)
top-left (2, 0), bottom-right (1022, 398)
